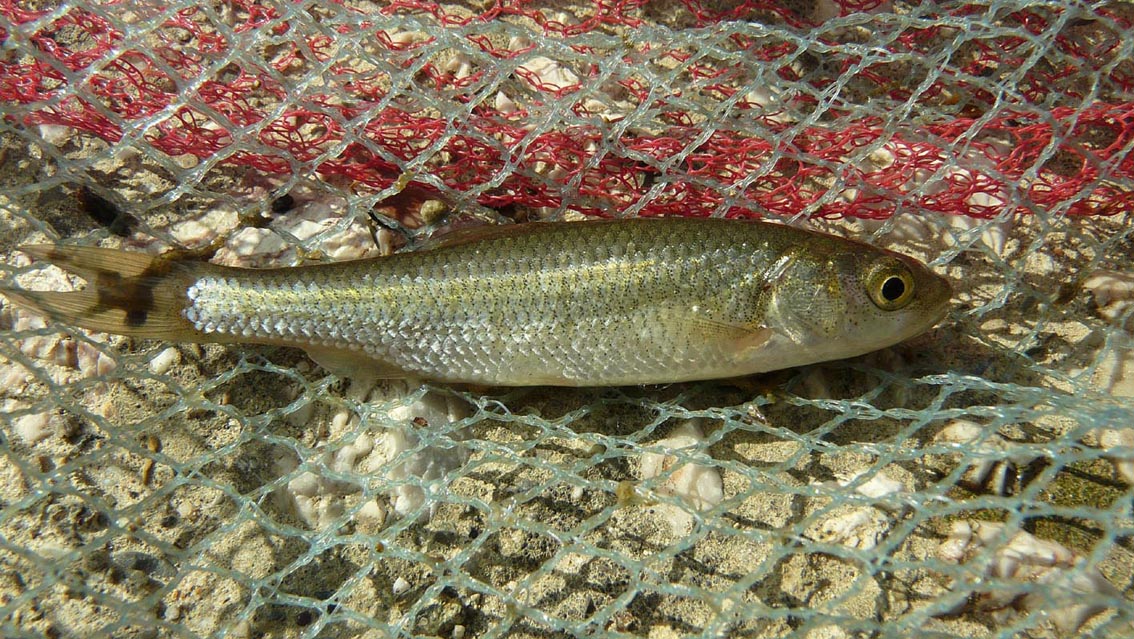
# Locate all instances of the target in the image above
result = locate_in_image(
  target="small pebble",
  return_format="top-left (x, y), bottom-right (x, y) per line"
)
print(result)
top-left (442, 53), bottom-right (473, 79)
top-left (639, 421), bottom-right (723, 511)
top-left (15, 412), bottom-right (54, 445)
top-left (1084, 269), bottom-right (1134, 325)
top-left (494, 91), bottom-right (516, 114)
top-left (229, 619), bottom-right (252, 639)
top-left (517, 55), bottom-right (579, 90)
top-left (937, 520), bottom-right (1121, 634)
top-left (356, 499), bottom-right (387, 532)
top-left (149, 347), bottom-right (180, 375)
top-left (809, 507), bottom-right (889, 550)
top-left (1099, 428), bottom-right (1134, 484)
top-left (842, 471), bottom-right (905, 500)
top-left (392, 576), bottom-right (410, 596)
top-left (419, 200), bottom-right (448, 225)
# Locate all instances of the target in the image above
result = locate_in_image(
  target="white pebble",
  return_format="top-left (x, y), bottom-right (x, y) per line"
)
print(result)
top-left (36, 124), bottom-right (74, 146)
top-left (1085, 348), bottom-right (1134, 397)
top-left (386, 390), bottom-right (467, 427)
top-left (290, 494), bottom-right (343, 529)
top-left (809, 507), bottom-right (889, 550)
top-left (639, 420), bottom-right (724, 511)
top-left (494, 91), bottom-right (516, 114)
top-left (287, 471), bottom-right (321, 498)
top-left (1098, 427), bottom-right (1134, 484)
top-left (841, 470), bottom-right (905, 500)
top-left (1084, 270), bottom-right (1134, 307)
top-left (937, 520), bottom-right (1121, 634)
top-left (77, 342), bottom-right (116, 378)
top-left (284, 399), bottom-right (315, 428)
top-left (214, 228), bottom-right (288, 266)
top-left (382, 390), bottom-right (471, 518)
top-left (860, 213), bottom-right (939, 248)
top-left (548, 11), bottom-right (577, 27)
top-left (390, 485), bottom-right (425, 519)
top-left (1084, 270), bottom-right (1134, 325)
top-left (382, 29), bottom-right (428, 47)
top-left (14, 315), bottom-right (116, 378)
top-left (442, 53), bottom-right (474, 80)
top-left (15, 411), bottom-right (54, 445)
top-left (0, 363), bottom-right (31, 392)
top-left (149, 347), bottom-right (180, 375)
top-left (288, 219), bottom-right (325, 243)
top-left (214, 198), bottom-right (375, 267)
top-left (451, 624), bottom-right (466, 639)
top-left (867, 147), bottom-right (896, 170)
top-left (936, 419), bottom-right (983, 445)
top-left (934, 420), bottom-right (1036, 495)
top-left (330, 410), bottom-right (353, 436)
top-left (171, 221), bottom-right (213, 246)
top-left (355, 499), bottom-right (386, 533)
top-left (947, 211), bottom-right (1012, 257)
top-left (803, 624), bottom-right (850, 639)
top-left (274, 383), bottom-right (471, 529)
top-left (18, 333), bottom-right (64, 364)
top-left (392, 576), bottom-right (410, 596)
top-left (331, 433), bottom-right (374, 473)
top-left (518, 55), bottom-right (579, 91)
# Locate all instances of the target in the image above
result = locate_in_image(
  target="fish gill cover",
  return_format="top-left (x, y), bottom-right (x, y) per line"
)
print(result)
top-left (0, 0), bottom-right (1132, 637)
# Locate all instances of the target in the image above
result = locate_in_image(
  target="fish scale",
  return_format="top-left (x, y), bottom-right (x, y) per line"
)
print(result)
top-left (3, 218), bottom-right (951, 386)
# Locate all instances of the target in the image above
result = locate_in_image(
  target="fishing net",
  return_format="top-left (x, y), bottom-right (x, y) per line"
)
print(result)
top-left (1, 0), bottom-right (1132, 637)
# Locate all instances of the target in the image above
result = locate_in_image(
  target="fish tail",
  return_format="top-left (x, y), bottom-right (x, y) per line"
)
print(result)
top-left (3, 245), bottom-right (206, 339)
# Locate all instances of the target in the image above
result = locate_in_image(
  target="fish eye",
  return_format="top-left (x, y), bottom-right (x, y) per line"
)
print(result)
top-left (867, 261), bottom-right (915, 311)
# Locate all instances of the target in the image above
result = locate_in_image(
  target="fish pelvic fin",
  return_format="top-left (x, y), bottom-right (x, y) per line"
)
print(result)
top-left (4, 245), bottom-right (208, 339)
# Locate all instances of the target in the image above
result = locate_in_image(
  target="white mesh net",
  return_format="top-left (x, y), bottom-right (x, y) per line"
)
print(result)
top-left (0, 1), bottom-right (1132, 637)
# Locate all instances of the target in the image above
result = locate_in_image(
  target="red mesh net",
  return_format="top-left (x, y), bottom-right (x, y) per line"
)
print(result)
top-left (1, 0), bottom-right (1131, 221)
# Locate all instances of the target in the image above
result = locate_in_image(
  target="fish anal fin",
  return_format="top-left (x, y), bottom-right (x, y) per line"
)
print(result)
top-left (303, 345), bottom-right (410, 382)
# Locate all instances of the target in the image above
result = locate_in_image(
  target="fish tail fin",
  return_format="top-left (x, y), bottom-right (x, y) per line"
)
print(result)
top-left (3, 245), bottom-right (205, 339)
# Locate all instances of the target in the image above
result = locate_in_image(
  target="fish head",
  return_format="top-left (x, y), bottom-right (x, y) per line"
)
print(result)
top-left (771, 246), bottom-right (952, 360)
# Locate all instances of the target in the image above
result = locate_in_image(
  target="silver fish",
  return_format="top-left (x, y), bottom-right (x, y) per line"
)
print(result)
top-left (3, 218), bottom-right (951, 385)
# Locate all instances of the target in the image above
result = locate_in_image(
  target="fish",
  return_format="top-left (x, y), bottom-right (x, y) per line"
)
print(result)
top-left (1, 217), bottom-right (951, 386)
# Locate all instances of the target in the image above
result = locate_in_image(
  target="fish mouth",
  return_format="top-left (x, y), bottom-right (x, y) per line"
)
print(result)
top-left (924, 299), bottom-right (951, 333)
top-left (912, 283), bottom-right (953, 337)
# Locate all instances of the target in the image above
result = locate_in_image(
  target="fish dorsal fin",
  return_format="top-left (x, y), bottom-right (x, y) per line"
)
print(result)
top-left (418, 219), bottom-right (626, 251)
top-left (416, 222), bottom-right (520, 250)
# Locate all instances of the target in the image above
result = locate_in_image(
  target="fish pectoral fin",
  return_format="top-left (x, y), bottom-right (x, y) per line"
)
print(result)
top-left (733, 325), bottom-right (775, 355)
top-left (657, 308), bottom-right (777, 355)
top-left (698, 320), bottom-right (775, 356)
